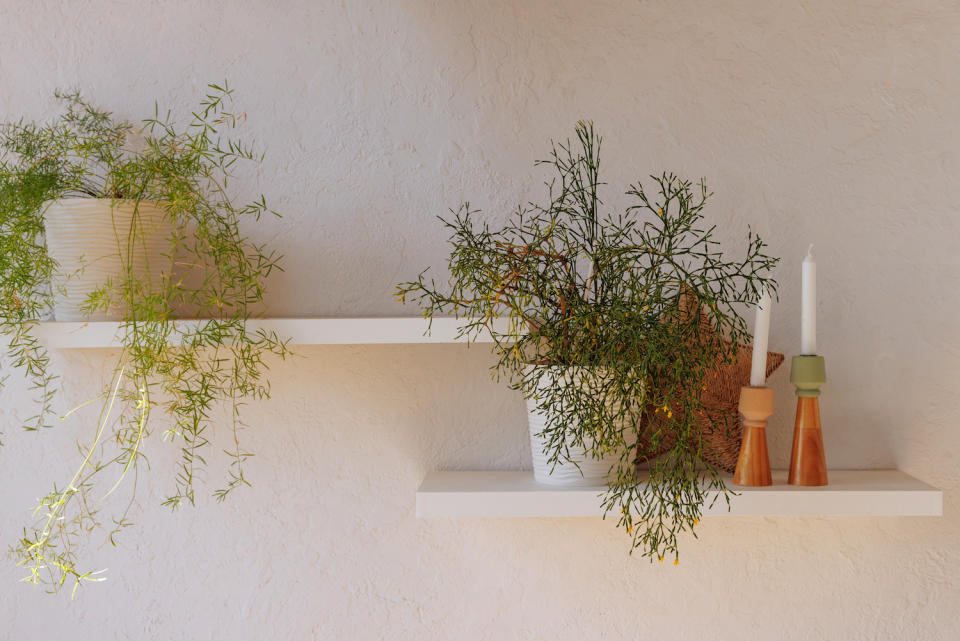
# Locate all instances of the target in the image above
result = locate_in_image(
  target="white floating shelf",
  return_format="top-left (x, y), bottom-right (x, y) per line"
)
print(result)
top-left (33, 317), bottom-right (509, 349)
top-left (416, 470), bottom-right (942, 518)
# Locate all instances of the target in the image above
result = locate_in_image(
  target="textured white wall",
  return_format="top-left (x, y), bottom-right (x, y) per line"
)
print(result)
top-left (1, 0), bottom-right (958, 638)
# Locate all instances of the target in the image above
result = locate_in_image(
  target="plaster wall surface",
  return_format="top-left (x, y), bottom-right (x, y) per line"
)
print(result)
top-left (0, 1), bottom-right (957, 639)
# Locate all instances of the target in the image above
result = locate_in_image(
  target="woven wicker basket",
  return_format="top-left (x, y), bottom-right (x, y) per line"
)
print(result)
top-left (633, 291), bottom-right (785, 474)
top-left (635, 344), bottom-right (784, 473)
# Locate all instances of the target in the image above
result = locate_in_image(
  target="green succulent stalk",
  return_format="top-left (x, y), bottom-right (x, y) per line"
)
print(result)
top-left (0, 83), bottom-right (288, 594)
top-left (398, 121), bottom-right (779, 562)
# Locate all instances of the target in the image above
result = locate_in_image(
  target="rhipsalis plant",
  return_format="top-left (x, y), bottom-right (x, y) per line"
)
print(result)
top-left (397, 122), bottom-right (779, 562)
top-left (0, 83), bottom-right (288, 594)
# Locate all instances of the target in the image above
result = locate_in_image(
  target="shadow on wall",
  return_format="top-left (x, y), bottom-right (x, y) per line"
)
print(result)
top-left (242, 343), bottom-right (529, 485)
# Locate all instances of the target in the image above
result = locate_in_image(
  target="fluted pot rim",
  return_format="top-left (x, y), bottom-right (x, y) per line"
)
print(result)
top-left (42, 197), bottom-right (168, 208)
top-left (521, 363), bottom-right (617, 375)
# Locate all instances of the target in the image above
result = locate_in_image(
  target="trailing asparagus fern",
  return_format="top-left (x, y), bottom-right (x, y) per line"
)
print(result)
top-left (0, 83), bottom-right (288, 594)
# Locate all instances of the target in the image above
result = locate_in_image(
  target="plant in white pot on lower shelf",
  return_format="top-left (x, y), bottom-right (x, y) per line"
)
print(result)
top-left (0, 83), bottom-right (287, 594)
top-left (524, 365), bottom-right (628, 485)
top-left (398, 122), bottom-right (779, 562)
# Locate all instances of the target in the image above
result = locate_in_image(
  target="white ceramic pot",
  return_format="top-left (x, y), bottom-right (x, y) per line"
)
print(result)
top-left (43, 198), bottom-right (172, 321)
top-left (524, 365), bottom-right (625, 485)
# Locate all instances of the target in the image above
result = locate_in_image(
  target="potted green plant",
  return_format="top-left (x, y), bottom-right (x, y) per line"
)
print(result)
top-left (398, 122), bottom-right (779, 562)
top-left (0, 82), bottom-right (287, 594)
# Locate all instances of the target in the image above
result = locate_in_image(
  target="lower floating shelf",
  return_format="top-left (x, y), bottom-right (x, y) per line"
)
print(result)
top-left (416, 470), bottom-right (942, 518)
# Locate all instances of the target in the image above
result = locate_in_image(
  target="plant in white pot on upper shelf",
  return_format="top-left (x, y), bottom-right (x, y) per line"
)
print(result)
top-left (398, 122), bottom-right (779, 562)
top-left (0, 83), bottom-right (288, 594)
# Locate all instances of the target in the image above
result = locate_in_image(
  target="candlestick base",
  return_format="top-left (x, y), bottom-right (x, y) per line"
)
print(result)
top-left (788, 355), bottom-right (828, 486)
top-left (734, 386), bottom-right (773, 487)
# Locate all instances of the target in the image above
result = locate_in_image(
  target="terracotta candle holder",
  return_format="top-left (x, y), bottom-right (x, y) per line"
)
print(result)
top-left (733, 386), bottom-right (774, 487)
top-left (788, 355), bottom-right (828, 486)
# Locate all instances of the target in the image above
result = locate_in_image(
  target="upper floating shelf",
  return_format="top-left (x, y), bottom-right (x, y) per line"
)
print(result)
top-left (416, 470), bottom-right (942, 518)
top-left (33, 317), bottom-right (510, 349)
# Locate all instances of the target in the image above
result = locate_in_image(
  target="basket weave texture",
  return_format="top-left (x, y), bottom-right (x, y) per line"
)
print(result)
top-left (634, 301), bottom-right (785, 474)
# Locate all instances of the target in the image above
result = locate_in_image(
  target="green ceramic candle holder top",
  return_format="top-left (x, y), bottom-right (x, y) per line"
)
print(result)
top-left (790, 355), bottom-right (826, 398)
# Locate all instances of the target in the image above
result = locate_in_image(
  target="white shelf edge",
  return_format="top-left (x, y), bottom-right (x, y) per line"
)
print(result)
top-left (32, 317), bottom-right (509, 349)
top-left (416, 470), bottom-right (942, 518)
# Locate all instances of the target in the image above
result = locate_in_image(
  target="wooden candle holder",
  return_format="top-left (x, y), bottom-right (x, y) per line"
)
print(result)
top-left (733, 386), bottom-right (774, 486)
top-left (788, 355), bottom-right (828, 486)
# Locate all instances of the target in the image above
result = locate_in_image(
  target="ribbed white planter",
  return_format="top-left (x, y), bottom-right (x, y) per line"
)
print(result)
top-left (524, 365), bottom-right (624, 485)
top-left (44, 198), bottom-right (172, 321)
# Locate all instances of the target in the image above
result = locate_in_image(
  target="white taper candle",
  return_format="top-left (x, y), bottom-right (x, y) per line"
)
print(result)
top-left (749, 288), bottom-right (771, 387)
top-left (801, 245), bottom-right (816, 355)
